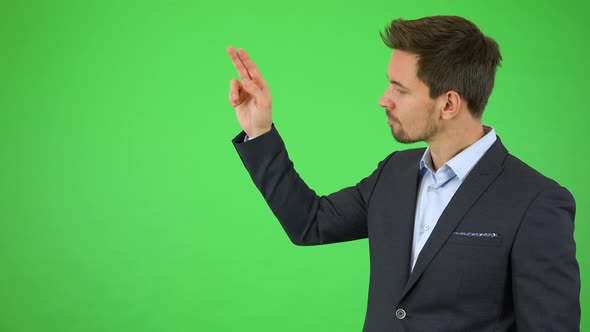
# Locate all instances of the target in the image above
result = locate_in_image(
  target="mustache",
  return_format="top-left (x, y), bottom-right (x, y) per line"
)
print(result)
top-left (386, 112), bottom-right (400, 123)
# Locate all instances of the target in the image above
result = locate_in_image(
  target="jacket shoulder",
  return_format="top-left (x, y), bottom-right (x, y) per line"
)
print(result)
top-left (388, 147), bottom-right (427, 164)
top-left (502, 154), bottom-right (568, 193)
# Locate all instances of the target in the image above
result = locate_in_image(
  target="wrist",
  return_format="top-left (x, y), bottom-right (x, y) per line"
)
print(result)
top-left (248, 127), bottom-right (272, 140)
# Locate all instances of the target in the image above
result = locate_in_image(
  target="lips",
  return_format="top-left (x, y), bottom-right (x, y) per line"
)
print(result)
top-left (386, 112), bottom-right (398, 125)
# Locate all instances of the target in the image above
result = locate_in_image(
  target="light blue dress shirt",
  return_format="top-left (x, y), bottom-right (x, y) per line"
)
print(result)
top-left (410, 125), bottom-right (496, 272)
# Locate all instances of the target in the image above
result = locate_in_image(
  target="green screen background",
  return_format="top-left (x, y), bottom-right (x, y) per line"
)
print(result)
top-left (1, 0), bottom-right (588, 331)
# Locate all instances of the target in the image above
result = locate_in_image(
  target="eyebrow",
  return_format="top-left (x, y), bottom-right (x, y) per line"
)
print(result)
top-left (386, 75), bottom-right (410, 90)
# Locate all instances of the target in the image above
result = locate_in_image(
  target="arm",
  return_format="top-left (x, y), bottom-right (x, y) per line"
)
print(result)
top-left (511, 186), bottom-right (580, 330)
top-left (232, 124), bottom-right (393, 246)
top-left (226, 47), bottom-right (394, 245)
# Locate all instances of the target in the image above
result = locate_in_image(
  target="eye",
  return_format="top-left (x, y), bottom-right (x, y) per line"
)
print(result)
top-left (393, 87), bottom-right (407, 95)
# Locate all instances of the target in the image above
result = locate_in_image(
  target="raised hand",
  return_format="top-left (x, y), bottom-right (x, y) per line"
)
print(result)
top-left (227, 46), bottom-right (273, 139)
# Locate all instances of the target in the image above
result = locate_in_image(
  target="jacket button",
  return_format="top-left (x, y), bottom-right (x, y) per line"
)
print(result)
top-left (395, 308), bottom-right (406, 319)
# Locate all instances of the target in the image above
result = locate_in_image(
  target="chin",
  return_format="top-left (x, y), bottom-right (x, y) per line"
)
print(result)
top-left (392, 131), bottom-right (417, 144)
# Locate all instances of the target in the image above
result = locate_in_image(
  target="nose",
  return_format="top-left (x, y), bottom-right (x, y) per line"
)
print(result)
top-left (378, 87), bottom-right (393, 110)
top-left (378, 95), bottom-right (386, 108)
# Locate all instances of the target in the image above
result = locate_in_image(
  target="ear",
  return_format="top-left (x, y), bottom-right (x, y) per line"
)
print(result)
top-left (439, 90), bottom-right (462, 120)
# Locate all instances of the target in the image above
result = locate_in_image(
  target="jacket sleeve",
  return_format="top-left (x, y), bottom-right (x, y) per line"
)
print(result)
top-left (510, 185), bottom-right (581, 330)
top-left (232, 123), bottom-right (393, 246)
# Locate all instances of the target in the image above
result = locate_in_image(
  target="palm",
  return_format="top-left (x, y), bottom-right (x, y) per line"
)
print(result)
top-left (235, 87), bottom-right (271, 130)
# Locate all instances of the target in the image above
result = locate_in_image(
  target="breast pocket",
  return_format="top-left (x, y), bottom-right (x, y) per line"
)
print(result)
top-left (446, 232), bottom-right (507, 315)
top-left (447, 232), bottom-right (503, 247)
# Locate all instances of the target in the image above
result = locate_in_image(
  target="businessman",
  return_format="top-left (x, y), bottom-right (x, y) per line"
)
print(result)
top-left (227, 15), bottom-right (580, 331)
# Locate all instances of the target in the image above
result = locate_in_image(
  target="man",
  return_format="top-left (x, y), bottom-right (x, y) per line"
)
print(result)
top-left (226, 15), bottom-right (580, 331)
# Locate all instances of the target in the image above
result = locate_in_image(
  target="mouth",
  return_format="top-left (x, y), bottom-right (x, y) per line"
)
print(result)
top-left (386, 113), bottom-right (398, 125)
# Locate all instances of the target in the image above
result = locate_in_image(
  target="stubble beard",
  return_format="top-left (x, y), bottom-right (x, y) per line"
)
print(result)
top-left (390, 105), bottom-right (439, 144)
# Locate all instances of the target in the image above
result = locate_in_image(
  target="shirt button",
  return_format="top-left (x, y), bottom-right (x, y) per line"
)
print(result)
top-left (423, 225), bottom-right (430, 231)
top-left (395, 308), bottom-right (406, 319)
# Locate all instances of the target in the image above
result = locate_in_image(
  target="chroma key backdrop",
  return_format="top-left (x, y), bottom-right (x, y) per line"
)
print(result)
top-left (1, 0), bottom-right (588, 331)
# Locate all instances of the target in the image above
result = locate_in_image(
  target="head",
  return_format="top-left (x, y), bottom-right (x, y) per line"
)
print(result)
top-left (378, 16), bottom-right (502, 144)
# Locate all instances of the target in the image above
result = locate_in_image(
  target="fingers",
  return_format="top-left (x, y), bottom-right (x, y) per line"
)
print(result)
top-left (236, 48), bottom-right (265, 82)
top-left (229, 78), bottom-right (242, 107)
top-left (227, 46), bottom-right (267, 86)
top-left (242, 79), bottom-right (269, 108)
top-left (227, 46), bottom-right (270, 109)
top-left (227, 46), bottom-right (252, 82)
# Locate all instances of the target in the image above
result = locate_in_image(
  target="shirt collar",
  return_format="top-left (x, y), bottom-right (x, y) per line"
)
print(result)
top-left (419, 125), bottom-right (497, 181)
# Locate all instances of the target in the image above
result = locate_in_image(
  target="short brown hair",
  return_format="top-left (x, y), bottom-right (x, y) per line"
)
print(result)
top-left (380, 16), bottom-right (502, 117)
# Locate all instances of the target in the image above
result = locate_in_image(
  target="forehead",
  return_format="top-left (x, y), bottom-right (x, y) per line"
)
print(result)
top-left (387, 50), bottom-right (420, 84)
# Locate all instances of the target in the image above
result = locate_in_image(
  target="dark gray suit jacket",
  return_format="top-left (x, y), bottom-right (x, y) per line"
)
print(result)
top-left (232, 123), bottom-right (580, 331)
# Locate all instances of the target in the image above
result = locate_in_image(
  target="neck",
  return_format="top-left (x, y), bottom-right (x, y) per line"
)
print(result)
top-left (427, 123), bottom-right (486, 171)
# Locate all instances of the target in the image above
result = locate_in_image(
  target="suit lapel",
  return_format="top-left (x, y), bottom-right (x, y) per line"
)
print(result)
top-left (397, 137), bottom-right (509, 302)
top-left (388, 153), bottom-right (423, 285)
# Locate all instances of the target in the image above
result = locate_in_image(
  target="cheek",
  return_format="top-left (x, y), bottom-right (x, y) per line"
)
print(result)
top-left (397, 100), bottom-right (417, 118)
top-left (399, 102), bottom-right (429, 128)
top-left (397, 95), bottom-right (419, 110)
